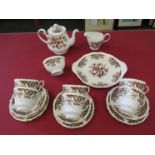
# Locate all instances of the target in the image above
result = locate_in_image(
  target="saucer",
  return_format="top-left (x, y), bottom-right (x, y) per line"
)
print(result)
top-left (106, 87), bottom-right (149, 125)
top-left (9, 88), bottom-right (49, 122)
top-left (53, 92), bottom-right (94, 129)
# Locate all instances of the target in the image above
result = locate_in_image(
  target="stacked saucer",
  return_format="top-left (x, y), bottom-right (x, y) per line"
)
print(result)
top-left (9, 79), bottom-right (49, 122)
top-left (106, 78), bottom-right (150, 125)
top-left (53, 85), bottom-right (95, 129)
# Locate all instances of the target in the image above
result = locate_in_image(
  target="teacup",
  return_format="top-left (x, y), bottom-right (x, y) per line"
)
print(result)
top-left (110, 86), bottom-right (145, 116)
top-left (13, 87), bottom-right (39, 112)
top-left (60, 92), bottom-right (89, 121)
top-left (62, 84), bottom-right (90, 95)
top-left (43, 56), bottom-right (65, 76)
top-left (119, 78), bottom-right (149, 94)
top-left (84, 32), bottom-right (111, 50)
top-left (14, 78), bottom-right (44, 92)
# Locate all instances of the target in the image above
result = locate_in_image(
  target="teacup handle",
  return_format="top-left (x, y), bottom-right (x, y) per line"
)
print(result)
top-left (37, 80), bottom-right (45, 91)
top-left (103, 33), bottom-right (111, 43)
top-left (86, 86), bottom-right (90, 93)
top-left (37, 28), bottom-right (48, 44)
top-left (39, 80), bottom-right (44, 87)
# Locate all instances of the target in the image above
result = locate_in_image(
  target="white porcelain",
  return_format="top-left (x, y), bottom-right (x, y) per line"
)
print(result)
top-left (60, 92), bottom-right (90, 121)
top-left (14, 78), bottom-right (44, 91)
top-left (108, 86), bottom-right (149, 120)
top-left (9, 88), bottom-right (49, 122)
top-left (106, 86), bottom-right (149, 125)
top-left (84, 32), bottom-right (110, 50)
top-left (62, 84), bottom-right (90, 95)
top-left (13, 87), bottom-right (40, 112)
top-left (10, 88), bottom-right (45, 117)
top-left (53, 92), bottom-right (95, 129)
top-left (72, 52), bottom-right (128, 88)
top-left (43, 56), bottom-right (65, 76)
top-left (110, 86), bottom-right (146, 116)
top-left (119, 78), bottom-right (149, 94)
top-left (37, 24), bottom-right (79, 55)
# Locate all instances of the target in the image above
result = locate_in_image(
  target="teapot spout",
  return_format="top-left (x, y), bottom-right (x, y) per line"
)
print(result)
top-left (69, 29), bottom-right (79, 47)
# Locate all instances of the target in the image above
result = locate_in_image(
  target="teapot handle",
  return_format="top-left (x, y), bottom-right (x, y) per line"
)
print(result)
top-left (37, 28), bottom-right (48, 44)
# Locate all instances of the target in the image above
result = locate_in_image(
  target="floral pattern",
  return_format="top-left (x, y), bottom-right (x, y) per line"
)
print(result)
top-left (109, 57), bottom-right (120, 68)
top-left (15, 81), bottom-right (41, 90)
top-left (77, 71), bottom-right (88, 82)
top-left (90, 54), bottom-right (104, 60)
top-left (89, 42), bottom-right (102, 49)
top-left (89, 63), bottom-right (109, 78)
top-left (112, 71), bottom-right (121, 83)
top-left (48, 34), bottom-right (68, 49)
top-left (45, 57), bottom-right (61, 67)
top-left (119, 81), bottom-right (147, 93)
top-left (73, 52), bottom-right (127, 88)
top-left (61, 94), bottom-right (87, 108)
top-left (111, 87), bottom-right (145, 106)
top-left (14, 88), bottom-right (37, 99)
top-left (78, 57), bottom-right (87, 68)
top-left (63, 87), bottom-right (88, 94)
top-left (92, 82), bottom-right (109, 87)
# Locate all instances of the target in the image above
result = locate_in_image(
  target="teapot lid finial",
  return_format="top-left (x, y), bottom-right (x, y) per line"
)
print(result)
top-left (47, 23), bottom-right (66, 35)
top-left (53, 24), bottom-right (61, 33)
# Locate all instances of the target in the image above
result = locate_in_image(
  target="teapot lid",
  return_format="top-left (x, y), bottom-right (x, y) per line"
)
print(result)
top-left (47, 24), bottom-right (66, 35)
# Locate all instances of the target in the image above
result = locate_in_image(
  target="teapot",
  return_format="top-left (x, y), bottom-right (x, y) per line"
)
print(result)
top-left (37, 24), bottom-right (79, 55)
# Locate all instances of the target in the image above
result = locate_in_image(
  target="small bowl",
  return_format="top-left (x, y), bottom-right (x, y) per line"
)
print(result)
top-left (110, 86), bottom-right (145, 116)
top-left (43, 56), bottom-right (65, 76)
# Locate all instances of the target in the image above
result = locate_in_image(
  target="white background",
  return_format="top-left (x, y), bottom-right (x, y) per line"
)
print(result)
top-left (0, 0), bottom-right (155, 155)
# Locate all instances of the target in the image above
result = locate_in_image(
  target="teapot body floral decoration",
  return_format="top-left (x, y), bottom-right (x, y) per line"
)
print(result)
top-left (37, 24), bottom-right (79, 55)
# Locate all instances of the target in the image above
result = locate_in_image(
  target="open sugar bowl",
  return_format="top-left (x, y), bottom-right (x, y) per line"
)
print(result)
top-left (110, 86), bottom-right (146, 117)
top-left (59, 92), bottom-right (90, 122)
top-left (13, 87), bottom-right (40, 112)
top-left (43, 56), bottom-right (65, 76)
top-left (119, 78), bottom-right (149, 94)
top-left (14, 78), bottom-right (44, 92)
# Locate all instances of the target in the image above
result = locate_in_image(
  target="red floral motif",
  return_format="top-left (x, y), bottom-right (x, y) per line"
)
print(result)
top-left (89, 63), bottom-right (109, 78)
top-left (48, 35), bottom-right (67, 49)
top-left (90, 42), bottom-right (102, 49)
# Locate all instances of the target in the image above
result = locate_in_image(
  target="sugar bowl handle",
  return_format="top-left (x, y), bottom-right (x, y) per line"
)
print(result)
top-left (37, 28), bottom-right (48, 44)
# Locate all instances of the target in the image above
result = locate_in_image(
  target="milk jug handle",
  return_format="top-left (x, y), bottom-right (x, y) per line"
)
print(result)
top-left (103, 33), bottom-right (111, 43)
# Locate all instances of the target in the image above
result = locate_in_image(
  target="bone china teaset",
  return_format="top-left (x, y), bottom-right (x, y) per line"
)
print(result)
top-left (9, 24), bottom-right (150, 128)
